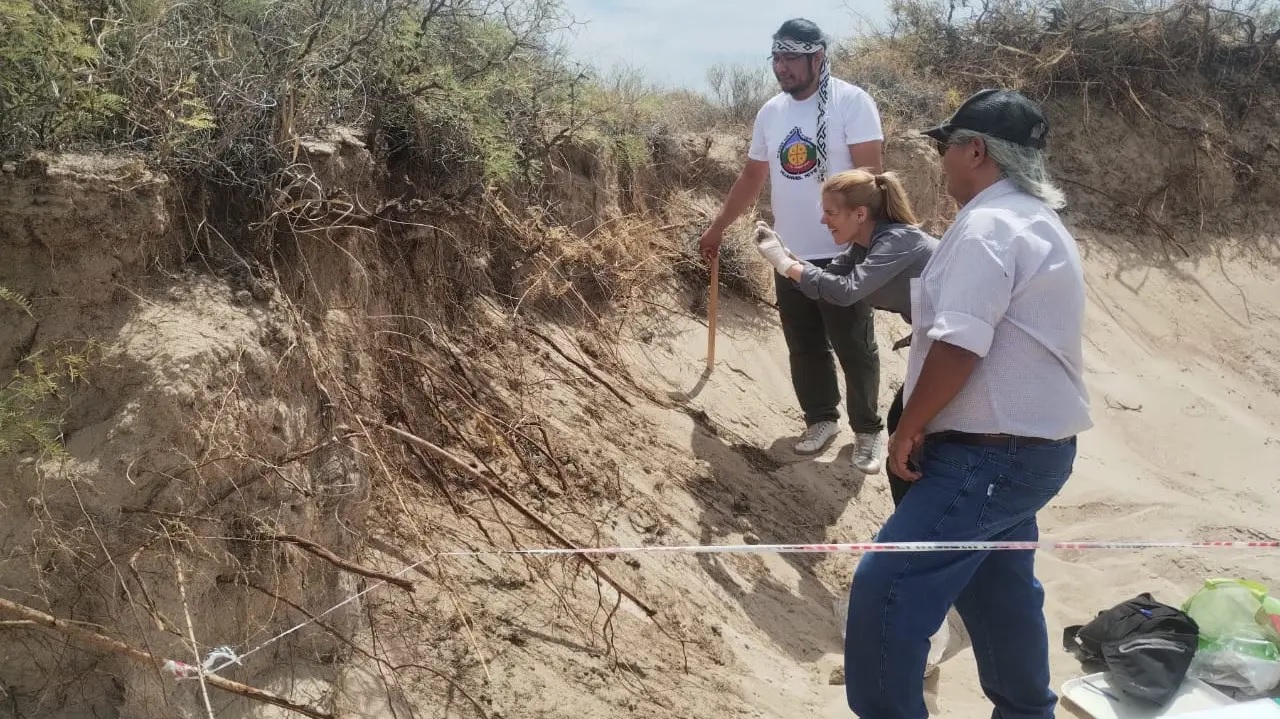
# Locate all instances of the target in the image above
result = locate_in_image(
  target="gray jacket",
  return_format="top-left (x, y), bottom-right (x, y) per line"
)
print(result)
top-left (794, 222), bottom-right (938, 323)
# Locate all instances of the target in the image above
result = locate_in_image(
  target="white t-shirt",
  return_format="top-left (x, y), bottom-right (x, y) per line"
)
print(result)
top-left (748, 78), bottom-right (884, 261)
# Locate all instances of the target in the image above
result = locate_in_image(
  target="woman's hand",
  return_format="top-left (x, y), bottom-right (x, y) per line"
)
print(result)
top-left (753, 221), bottom-right (801, 276)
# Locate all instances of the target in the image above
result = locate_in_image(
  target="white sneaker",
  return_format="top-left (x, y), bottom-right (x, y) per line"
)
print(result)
top-left (852, 432), bottom-right (883, 474)
top-left (795, 421), bottom-right (840, 455)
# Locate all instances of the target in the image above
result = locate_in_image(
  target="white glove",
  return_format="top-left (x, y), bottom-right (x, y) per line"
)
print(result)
top-left (753, 221), bottom-right (800, 276)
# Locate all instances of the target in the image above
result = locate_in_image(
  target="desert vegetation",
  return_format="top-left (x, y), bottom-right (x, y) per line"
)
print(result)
top-left (1, 1), bottom-right (1279, 717)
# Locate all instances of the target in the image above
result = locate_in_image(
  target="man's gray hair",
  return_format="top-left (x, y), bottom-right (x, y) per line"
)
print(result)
top-left (950, 129), bottom-right (1066, 209)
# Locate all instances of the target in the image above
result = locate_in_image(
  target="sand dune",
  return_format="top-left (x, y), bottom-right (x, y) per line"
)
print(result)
top-left (610, 235), bottom-right (1280, 716)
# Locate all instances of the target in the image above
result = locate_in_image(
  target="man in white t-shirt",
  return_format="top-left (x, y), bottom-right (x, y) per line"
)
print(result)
top-left (699, 18), bottom-right (888, 473)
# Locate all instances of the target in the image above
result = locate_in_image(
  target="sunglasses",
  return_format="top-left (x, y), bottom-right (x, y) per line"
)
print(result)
top-left (934, 135), bottom-right (982, 156)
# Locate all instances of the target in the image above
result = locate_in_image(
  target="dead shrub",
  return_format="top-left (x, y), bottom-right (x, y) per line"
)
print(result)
top-left (668, 190), bottom-right (775, 305)
top-left (706, 62), bottom-right (776, 129)
top-left (834, 0), bottom-right (1280, 242)
top-left (836, 40), bottom-right (953, 129)
top-left (844, 0), bottom-right (1276, 122)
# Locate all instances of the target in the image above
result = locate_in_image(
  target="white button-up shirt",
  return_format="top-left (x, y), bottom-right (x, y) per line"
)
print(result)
top-left (904, 179), bottom-right (1092, 439)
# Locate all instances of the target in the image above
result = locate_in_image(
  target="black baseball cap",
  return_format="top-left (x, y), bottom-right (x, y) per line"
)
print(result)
top-left (921, 88), bottom-right (1049, 150)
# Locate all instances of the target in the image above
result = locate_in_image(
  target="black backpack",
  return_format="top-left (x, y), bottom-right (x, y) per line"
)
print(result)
top-left (1063, 593), bottom-right (1201, 705)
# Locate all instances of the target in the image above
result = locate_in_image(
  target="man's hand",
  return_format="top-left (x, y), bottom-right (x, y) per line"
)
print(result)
top-left (888, 428), bottom-right (924, 482)
top-left (892, 341), bottom-right (980, 481)
top-left (699, 225), bottom-right (724, 262)
top-left (753, 221), bottom-right (801, 275)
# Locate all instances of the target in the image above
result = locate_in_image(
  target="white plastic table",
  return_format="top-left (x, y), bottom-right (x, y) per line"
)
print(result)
top-left (1061, 672), bottom-right (1237, 718)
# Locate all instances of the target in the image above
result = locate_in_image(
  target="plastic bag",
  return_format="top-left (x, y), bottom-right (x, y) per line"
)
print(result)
top-left (1183, 579), bottom-right (1280, 696)
top-left (926, 617), bottom-right (949, 675)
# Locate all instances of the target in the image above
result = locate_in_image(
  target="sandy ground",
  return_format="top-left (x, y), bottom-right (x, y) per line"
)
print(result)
top-left (246, 233), bottom-right (1280, 719)
top-left (601, 234), bottom-right (1280, 717)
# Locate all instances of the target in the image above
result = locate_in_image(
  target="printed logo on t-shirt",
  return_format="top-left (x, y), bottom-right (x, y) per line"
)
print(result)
top-left (778, 127), bottom-right (819, 180)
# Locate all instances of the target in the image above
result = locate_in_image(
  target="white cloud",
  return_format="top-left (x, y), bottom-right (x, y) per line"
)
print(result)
top-left (556, 0), bottom-right (893, 91)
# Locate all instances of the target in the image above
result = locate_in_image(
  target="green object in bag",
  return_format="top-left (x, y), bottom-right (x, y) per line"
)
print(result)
top-left (1182, 578), bottom-right (1280, 694)
top-left (1184, 579), bottom-right (1280, 654)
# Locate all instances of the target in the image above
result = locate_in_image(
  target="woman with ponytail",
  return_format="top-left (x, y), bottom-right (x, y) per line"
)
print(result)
top-left (755, 168), bottom-right (938, 498)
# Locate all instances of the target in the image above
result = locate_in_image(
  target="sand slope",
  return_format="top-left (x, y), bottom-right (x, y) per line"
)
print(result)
top-left (607, 236), bottom-right (1280, 717)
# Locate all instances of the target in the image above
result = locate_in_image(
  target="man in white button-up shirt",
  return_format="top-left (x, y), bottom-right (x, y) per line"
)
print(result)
top-left (842, 89), bottom-right (1091, 719)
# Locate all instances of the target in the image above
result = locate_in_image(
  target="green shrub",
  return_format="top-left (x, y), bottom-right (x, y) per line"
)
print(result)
top-left (0, 0), bottom-right (122, 154)
top-left (0, 0), bottom-right (732, 210)
top-left (0, 290), bottom-right (91, 458)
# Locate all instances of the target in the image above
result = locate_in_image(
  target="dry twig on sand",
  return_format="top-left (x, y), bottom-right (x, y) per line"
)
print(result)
top-left (375, 421), bottom-right (658, 618)
top-left (0, 598), bottom-right (333, 719)
top-left (271, 533), bottom-right (416, 592)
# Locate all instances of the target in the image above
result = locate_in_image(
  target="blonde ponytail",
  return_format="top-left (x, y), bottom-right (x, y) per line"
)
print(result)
top-left (875, 172), bottom-right (919, 226)
top-left (821, 168), bottom-right (920, 226)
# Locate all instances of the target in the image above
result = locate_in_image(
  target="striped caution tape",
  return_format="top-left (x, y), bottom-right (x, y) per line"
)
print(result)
top-left (440, 539), bottom-right (1280, 557)
top-left (197, 537), bottom-right (1275, 678)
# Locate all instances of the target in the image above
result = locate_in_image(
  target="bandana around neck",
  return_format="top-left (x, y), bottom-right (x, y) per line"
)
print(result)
top-left (772, 38), bottom-right (832, 181)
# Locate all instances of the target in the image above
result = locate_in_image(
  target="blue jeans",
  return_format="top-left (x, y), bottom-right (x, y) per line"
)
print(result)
top-left (844, 435), bottom-right (1077, 719)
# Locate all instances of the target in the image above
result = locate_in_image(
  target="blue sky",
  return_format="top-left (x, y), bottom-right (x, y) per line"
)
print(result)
top-left (556, 0), bottom-right (895, 92)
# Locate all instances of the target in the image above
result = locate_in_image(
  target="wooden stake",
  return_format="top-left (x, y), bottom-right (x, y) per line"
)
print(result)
top-left (0, 597), bottom-right (333, 719)
top-left (706, 255), bottom-right (719, 371)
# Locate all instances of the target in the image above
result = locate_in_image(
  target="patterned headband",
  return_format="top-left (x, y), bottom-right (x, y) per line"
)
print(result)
top-left (772, 38), bottom-right (825, 55)
top-left (771, 38), bottom-right (832, 181)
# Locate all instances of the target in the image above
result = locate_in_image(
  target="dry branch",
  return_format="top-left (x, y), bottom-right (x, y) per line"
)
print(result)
top-left (525, 328), bottom-right (634, 407)
top-left (272, 534), bottom-right (415, 592)
top-left (278, 431), bottom-right (364, 465)
top-left (383, 344), bottom-right (570, 495)
top-left (375, 422), bottom-right (657, 617)
top-left (1059, 177), bottom-right (1191, 257)
top-left (0, 597), bottom-right (333, 719)
top-left (226, 577), bottom-right (493, 719)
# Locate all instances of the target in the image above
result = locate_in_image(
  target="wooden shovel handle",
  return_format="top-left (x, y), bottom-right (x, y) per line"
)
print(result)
top-left (707, 255), bottom-right (719, 369)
